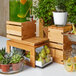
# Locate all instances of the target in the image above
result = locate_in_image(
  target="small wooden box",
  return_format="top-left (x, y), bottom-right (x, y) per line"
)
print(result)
top-left (6, 21), bottom-right (36, 40)
top-left (48, 25), bottom-right (72, 64)
top-left (48, 25), bottom-right (72, 44)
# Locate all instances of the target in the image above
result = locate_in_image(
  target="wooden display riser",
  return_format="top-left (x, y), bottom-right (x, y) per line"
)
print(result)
top-left (6, 37), bottom-right (49, 68)
top-left (48, 25), bottom-right (72, 64)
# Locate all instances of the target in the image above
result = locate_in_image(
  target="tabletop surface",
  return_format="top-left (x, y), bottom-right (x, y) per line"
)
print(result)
top-left (10, 37), bottom-right (49, 46)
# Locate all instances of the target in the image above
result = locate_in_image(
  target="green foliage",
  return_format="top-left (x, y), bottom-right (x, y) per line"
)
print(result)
top-left (9, 0), bottom-right (32, 22)
top-left (53, 0), bottom-right (67, 12)
top-left (66, 0), bottom-right (76, 24)
top-left (33, 0), bottom-right (54, 26)
top-left (1, 54), bottom-right (11, 64)
top-left (0, 53), bottom-right (4, 64)
top-left (10, 54), bottom-right (23, 64)
top-left (0, 48), bottom-right (6, 56)
top-left (2, 58), bottom-right (10, 65)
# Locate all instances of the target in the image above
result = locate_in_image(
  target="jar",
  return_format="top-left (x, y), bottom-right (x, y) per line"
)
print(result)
top-left (64, 45), bottom-right (76, 72)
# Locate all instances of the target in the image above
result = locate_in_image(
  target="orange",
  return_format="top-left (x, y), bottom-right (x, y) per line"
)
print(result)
top-left (20, 0), bottom-right (27, 5)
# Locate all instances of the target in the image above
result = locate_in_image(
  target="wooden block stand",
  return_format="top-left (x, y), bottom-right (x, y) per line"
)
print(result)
top-left (6, 21), bottom-right (36, 40)
top-left (6, 37), bottom-right (49, 68)
top-left (48, 25), bottom-right (72, 64)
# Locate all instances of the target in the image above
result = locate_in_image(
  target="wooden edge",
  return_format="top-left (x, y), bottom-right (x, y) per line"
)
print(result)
top-left (22, 20), bottom-right (36, 25)
top-left (48, 24), bottom-right (72, 30)
top-left (6, 21), bottom-right (22, 25)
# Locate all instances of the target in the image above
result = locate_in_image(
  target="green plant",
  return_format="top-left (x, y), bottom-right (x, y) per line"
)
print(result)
top-left (2, 54), bottom-right (11, 64)
top-left (2, 58), bottom-right (10, 65)
top-left (0, 53), bottom-right (4, 64)
top-left (66, 0), bottom-right (76, 24)
top-left (33, 0), bottom-right (54, 26)
top-left (53, 0), bottom-right (67, 12)
top-left (10, 54), bottom-right (23, 64)
top-left (0, 48), bottom-right (6, 56)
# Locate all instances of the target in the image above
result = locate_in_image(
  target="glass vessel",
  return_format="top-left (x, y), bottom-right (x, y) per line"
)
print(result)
top-left (64, 45), bottom-right (76, 72)
top-left (9, 0), bottom-right (32, 22)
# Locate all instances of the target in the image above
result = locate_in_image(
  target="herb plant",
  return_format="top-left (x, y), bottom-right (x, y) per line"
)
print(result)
top-left (33, 0), bottom-right (54, 26)
top-left (66, 0), bottom-right (76, 24)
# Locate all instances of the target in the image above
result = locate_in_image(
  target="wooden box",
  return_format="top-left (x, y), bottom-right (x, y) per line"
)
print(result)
top-left (51, 48), bottom-right (63, 64)
top-left (6, 21), bottom-right (36, 40)
top-left (48, 25), bottom-right (72, 44)
top-left (48, 25), bottom-right (72, 64)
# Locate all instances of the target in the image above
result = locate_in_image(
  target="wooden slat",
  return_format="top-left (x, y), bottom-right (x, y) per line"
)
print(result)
top-left (48, 25), bottom-right (72, 32)
top-left (7, 34), bottom-right (21, 40)
top-left (22, 20), bottom-right (36, 39)
top-left (49, 42), bottom-right (63, 50)
top-left (48, 28), bottom-right (63, 43)
top-left (6, 21), bottom-right (22, 26)
top-left (6, 25), bottom-right (22, 36)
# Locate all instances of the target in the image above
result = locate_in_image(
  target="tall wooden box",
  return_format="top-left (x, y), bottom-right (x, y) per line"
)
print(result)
top-left (48, 25), bottom-right (72, 64)
top-left (6, 21), bottom-right (36, 40)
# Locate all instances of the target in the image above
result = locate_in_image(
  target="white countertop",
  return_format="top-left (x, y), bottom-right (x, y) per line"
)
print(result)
top-left (0, 63), bottom-right (76, 76)
top-left (0, 36), bottom-right (76, 76)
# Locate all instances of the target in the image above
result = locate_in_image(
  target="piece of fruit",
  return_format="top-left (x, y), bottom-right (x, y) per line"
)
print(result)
top-left (41, 49), bottom-right (46, 58)
top-left (44, 45), bottom-right (48, 49)
top-left (67, 58), bottom-right (71, 63)
top-left (45, 57), bottom-right (50, 63)
top-left (38, 57), bottom-right (45, 64)
top-left (72, 24), bottom-right (76, 34)
top-left (66, 64), bottom-right (73, 72)
top-left (46, 48), bottom-right (50, 54)
top-left (47, 54), bottom-right (51, 58)
top-left (73, 56), bottom-right (76, 62)
top-left (17, 14), bottom-right (26, 18)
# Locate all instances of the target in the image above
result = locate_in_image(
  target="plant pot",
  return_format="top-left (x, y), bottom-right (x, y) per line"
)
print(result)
top-left (12, 62), bottom-right (23, 71)
top-left (1, 64), bottom-right (10, 72)
top-left (53, 12), bottom-right (68, 26)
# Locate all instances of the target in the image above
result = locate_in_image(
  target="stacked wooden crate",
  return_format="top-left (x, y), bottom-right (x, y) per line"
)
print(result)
top-left (6, 21), bottom-right (36, 40)
top-left (48, 25), bottom-right (72, 64)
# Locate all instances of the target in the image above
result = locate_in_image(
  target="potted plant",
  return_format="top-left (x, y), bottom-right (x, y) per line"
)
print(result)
top-left (1, 57), bottom-right (10, 72)
top-left (10, 54), bottom-right (24, 71)
top-left (53, 0), bottom-right (68, 26)
top-left (33, 0), bottom-right (54, 26)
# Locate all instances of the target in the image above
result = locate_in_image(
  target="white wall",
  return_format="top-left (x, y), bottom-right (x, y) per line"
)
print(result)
top-left (0, 0), bottom-right (9, 36)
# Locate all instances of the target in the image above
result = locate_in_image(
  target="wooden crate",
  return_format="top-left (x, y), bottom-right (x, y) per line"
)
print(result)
top-left (48, 25), bottom-right (72, 64)
top-left (50, 48), bottom-right (63, 64)
top-left (48, 25), bottom-right (72, 44)
top-left (6, 21), bottom-right (36, 40)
